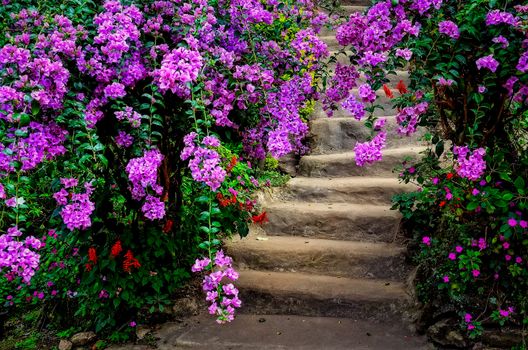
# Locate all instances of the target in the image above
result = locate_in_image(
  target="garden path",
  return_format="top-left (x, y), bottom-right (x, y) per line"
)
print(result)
top-left (111, 3), bottom-right (433, 349)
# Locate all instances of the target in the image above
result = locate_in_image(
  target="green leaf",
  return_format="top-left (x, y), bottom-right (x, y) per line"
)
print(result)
top-left (514, 176), bottom-right (525, 190)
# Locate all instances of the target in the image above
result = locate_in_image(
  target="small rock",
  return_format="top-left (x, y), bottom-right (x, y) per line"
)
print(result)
top-left (70, 332), bottom-right (96, 346)
top-left (427, 319), bottom-right (467, 348)
top-left (58, 339), bottom-right (73, 350)
top-left (172, 297), bottom-right (200, 317)
top-left (136, 325), bottom-right (151, 340)
top-left (483, 329), bottom-right (525, 348)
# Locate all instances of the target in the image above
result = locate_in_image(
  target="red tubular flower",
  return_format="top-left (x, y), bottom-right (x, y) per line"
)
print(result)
top-left (226, 156), bottom-right (238, 172)
top-left (383, 84), bottom-right (394, 98)
top-left (163, 219), bottom-right (174, 233)
top-left (396, 80), bottom-right (408, 94)
top-left (88, 247), bottom-right (97, 264)
top-left (251, 212), bottom-right (269, 225)
top-left (110, 240), bottom-right (122, 257)
top-left (123, 250), bottom-right (141, 273)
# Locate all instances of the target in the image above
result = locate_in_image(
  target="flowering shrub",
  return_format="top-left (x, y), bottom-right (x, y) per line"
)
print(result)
top-left (330, 0), bottom-right (528, 342)
top-left (0, 0), bottom-right (325, 335)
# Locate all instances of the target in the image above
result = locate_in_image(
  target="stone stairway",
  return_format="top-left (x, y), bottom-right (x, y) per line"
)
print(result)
top-left (162, 4), bottom-right (432, 349)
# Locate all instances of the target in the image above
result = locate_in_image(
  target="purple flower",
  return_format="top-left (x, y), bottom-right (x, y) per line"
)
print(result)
top-left (60, 178), bottom-right (78, 188)
top-left (395, 48), bottom-right (413, 61)
top-left (492, 36), bottom-right (509, 48)
top-left (453, 146), bottom-right (486, 181)
top-left (486, 10), bottom-right (517, 26)
top-left (438, 21), bottom-right (459, 39)
top-left (191, 257), bottom-right (211, 272)
top-left (517, 52), bottom-right (528, 73)
top-left (422, 236), bottom-right (431, 246)
top-left (141, 195), bottom-right (165, 220)
top-left (472, 270), bottom-right (480, 277)
top-left (341, 95), bottom-right (365, 120)
top-left (60, 190), bottom-right (95, 231)
top-left (103, 82), bottom-right (126, 99)
top-left (476, 55), bottom-right (499, 73)
top-left (437, 77), bottom-right (455, 86)
top-left (358, 84), bottom-right (376, 103)
top-left (126, 149), bottom-right (164, 200)
top-left (508, 218), bottom-right (517, 227)
top-left (354, 131), bottom-right (386, 167)
top-left (153, 47), bottom-right (203, 98)
top-left (115, 131), bottom-right (134, 148)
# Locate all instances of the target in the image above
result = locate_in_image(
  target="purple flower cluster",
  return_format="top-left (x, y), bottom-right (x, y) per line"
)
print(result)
top-left (476, 55), bottom-right (499, 73)
top-left (126, 149), bottom-right (164, 200)
top-left (341, 95), bottom-right (366, 120)
top-left (0, 227), bottom-right (42, 283)
top-left (153, 47), bottom-right (203, 98)
top-left (0, 122), bottom-right (67, 174)
top-left (453, 146), bottom-right (486, 181)
top-left (181, 133), bottom-right (226, 192)
top-left (486, 10), bottom-right (518, 26)
top-left (291, 29), bottom-right (329, 65)
top-left (192, 250), bottom-right (241, 324)
top-left (141, 195), bottom-right (166, 220)
top-left (115, 131), bottom-right (134, 148)
top-left (244, 74), bottom-right (313, 159)
top-left (358, 83), bottom-right (376, 103)
top-left (438, 20), bottom-right (460, 40)
top-left (324, 63), bottom-right (359, 111)
top-left (410, 0), bottom-right (443, 15)
top-left (396, 102), bottom-right (429, 135)
top-left (115, 106), bottom-right (142, 128)
top-left (56, 181), bottom-right (96, 231)
top-left (517, 52), bottom-right (528, 73)
top-left (354, 131), bottom-right (386, 167)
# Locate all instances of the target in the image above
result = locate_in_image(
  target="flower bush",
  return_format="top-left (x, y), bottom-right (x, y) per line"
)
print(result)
top-left (0, 0), bottom-right (326, 336)
top-left (330, 0), bottom-right (528, 342)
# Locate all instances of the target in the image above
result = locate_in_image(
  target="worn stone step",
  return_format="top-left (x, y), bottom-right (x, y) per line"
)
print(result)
top-left (298, 146), bottom-right (427, 178)
top-left (225, 235), bottom-right (408, 280)
top-left (168, 314), bottom-right (430, 350)
top-left (309, 116), bottom-right (425, 154)
top-left (263, 202), bottom-right (401, 242)
top-left (236, 270), bottom-right (410, 320)
top-left (316, 90), bottom-right (403, 118)
top-left (281, 176), bottom-right (415, 204)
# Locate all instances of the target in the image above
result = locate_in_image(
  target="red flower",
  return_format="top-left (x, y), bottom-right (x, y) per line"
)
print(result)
top-left (110, 241), bottom-right (122, 257)
top-left (446, 173), bottom-right (454, 180)
top-left (383, 84), bottom-right (394, 98)
top-left (396, 80), bottom-right (408, 94)
top-left (123, 250), bottom-right (141, 273)
top-left (226, 156), bottom-right (238, 172)
top-left (252, 212), bottom-right (269, 225)
top-left (85, 263), bottom-right (93, 272)
top-left (439, 201), bottom-right (447, 207)
top-left (163, 219), bottom-right (174, 233)
top-left (88, 247), bottom-right (97, 264)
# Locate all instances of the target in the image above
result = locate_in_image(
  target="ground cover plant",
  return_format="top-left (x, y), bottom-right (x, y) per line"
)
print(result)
top-left (0, 0), bottom-right (328, 343)
top-left (329, 0), bottom-right (528, 344)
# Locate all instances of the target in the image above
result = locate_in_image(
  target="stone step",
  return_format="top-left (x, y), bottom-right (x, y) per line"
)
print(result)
top-left (317, 89), bottom-right (404, 118)
top-left (321, 35), bottom-right (341, 51)
top-left (169, 314), bottom-right (430, 350)
top-left (298, 146), bottom-right (427, 178)
top-left (236, 270), bottom-right (410, 320)
top-left (263, 202), bottom-right (401, 242)
top-left (309, 116), bottom-right (425, 154)
top-left (281, 176), bottom-right (416, 204)
top-left (225, 235), bottom-right (409, 280)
